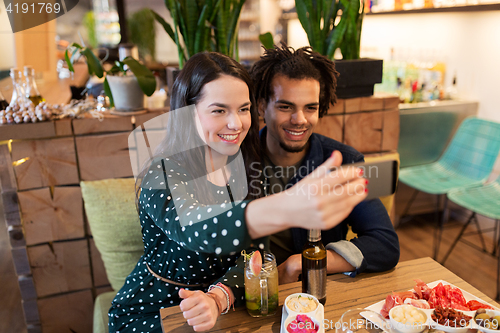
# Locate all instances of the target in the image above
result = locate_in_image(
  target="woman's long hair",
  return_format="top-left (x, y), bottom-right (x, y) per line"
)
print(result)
top-left (135, 52), bottom-right (262, 208)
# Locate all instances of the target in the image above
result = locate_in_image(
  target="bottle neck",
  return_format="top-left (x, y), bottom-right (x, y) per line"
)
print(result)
top-left (25, 76), bottom-right (40, 96)
top-left (308, 229), bottom-right (321, 242)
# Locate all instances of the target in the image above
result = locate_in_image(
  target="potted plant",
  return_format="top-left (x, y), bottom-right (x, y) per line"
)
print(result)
top-left (65, 43), bottom-right (156, 110)
top-left (262, 0), bottom-right (382, 99)
top-left (151, 0), bottom-right (245, 89)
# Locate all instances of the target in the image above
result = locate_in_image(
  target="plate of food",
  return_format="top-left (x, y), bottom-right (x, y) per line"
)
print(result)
top-left (473, 308), bottom-right (500, 333)
top-left (365, 280), bottom-right (497, 333)
top-left (281, 293), bottom-right (324, 333)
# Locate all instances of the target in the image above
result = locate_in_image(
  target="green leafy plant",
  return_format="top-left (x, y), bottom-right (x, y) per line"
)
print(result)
top-left (152, 0), bottom-right (245, 68)
top-left (288, 0), bottom-right (364, 60)
top-left (64, 43), bottom-right (155, 106)
top-left (83, 11), bottom-right (98, 49)
top-left (128, 9), bottom-right (156, 61)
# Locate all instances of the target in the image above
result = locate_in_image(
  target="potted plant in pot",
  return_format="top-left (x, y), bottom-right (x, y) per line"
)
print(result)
top-left (261, 0), bottom-right (382, 99)
top-left (297, 0), bottom-right (382, 98)
top-left (65, 43), bottom-right (156, 111)
top-left (151, 0), bottom-right (246, 89)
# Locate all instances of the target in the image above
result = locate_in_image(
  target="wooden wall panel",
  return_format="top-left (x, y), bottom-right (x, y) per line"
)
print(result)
top-left (75, 132), bottom-right (134, 180)
top-left (344, 111), bottom-right (384, 153)
top-left (134, 110), bottom-right (168, 128)
top-left (54, 118), bottom-right (72, 137)
top-left (90, 239), bottom-right (110, 287)
top-left (382, 108), bottom-right (400, 152)
top-left (328, 100), bottom-right (344, 114)
top-left (314, 115), bottom-right (344, 142)
top-left (11, 138), bottom-right (79, 190)
top-left (37, 290), bottom-right (93, 333)
top-left (28, 240), bottom-right (92, 297)
top-left (18, 187), bottom-right (84, 245)
top-left (73, 116), bottom-right (133, 135)
top-left (0, 122), bottom-right (57, 142)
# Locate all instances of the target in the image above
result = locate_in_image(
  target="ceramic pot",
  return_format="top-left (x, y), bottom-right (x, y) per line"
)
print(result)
top-left (106, 75), bottom-right (146, 111)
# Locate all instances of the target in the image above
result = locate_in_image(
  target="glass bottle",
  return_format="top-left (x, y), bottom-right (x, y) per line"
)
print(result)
top-left (24, 66), bottom-right (45, 106)
top-left (244, 251), bottom-right (279, 317)
top-left (302, 229), bottom-right (327, 305)
top-left (9, 68), bottom-right (26, 107)
top-left (0, 91), bottom-right (8, 110)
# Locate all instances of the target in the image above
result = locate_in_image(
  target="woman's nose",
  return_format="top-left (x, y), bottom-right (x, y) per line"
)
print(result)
top-left (227, 112), bottom-right (243, 130)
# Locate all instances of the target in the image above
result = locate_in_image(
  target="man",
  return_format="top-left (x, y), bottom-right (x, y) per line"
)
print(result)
top-left (250, 45), bottom-right (400, 283)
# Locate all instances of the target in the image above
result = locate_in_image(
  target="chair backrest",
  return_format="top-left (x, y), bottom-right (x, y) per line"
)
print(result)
top-left (81, 178), bottom-right (143, 291)
top-left (439, 117), bottom-right (500, 181)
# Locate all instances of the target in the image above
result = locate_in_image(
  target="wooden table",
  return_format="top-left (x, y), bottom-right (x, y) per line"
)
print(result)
top-left (160, 257), bottom-right (499, 332)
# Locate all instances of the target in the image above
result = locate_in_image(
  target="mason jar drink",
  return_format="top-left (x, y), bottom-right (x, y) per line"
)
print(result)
top-left (244, 251), bottom-right (279, 317)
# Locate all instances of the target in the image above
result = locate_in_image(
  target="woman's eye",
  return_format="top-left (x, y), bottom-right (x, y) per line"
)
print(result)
top-left (308, 107), bottom-right (318, 112)
top-left (239, 107), bottom-right (250, 112)
top-left (278, 105), bottom-right (291, 111)
top-left (212, 109), bottom-right (225, 114)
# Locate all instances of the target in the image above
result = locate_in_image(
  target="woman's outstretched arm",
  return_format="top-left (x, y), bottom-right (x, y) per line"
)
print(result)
top-left (245, 151), bottom-right (368, 239)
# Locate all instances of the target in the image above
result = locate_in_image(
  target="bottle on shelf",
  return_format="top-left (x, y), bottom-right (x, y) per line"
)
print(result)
top-left (302, 229), bottom-right (327, 305)
top-left (9, 68), bottom-right (27, 107)
top-left (24, 66), bottom-right (45, 106)
top-left (0, 91), bottom-right (8, 110)
top-left (445, 76), bottom-right (458, 100)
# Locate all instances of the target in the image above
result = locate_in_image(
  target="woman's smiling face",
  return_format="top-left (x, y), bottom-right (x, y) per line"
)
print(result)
top-left (195, 75), bottom-right (252, 157)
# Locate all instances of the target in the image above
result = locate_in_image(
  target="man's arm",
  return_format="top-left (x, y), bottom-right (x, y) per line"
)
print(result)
top-left (328, 198), bottom-right (400, 276)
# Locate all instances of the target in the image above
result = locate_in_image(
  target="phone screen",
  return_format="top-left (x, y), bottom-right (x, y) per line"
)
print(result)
top-left (333, 159), bottom-right (398, 200)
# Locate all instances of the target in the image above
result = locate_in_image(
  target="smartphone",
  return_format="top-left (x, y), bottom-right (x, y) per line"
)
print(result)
top-left (332, 159), bottom-right (399, 200)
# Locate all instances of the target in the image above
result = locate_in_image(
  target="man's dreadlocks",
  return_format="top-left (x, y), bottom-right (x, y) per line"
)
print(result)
top-left (250, 44), bottom-right (339, 118)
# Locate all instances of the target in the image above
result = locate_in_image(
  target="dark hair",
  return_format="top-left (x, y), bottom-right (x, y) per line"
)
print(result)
top-left (135, 52), bottom-right (262, 206)
top-left (250, 45), bottom-right (339, 118)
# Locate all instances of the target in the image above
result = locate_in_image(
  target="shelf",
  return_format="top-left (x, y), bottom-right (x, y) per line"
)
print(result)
top-left (366, 2), bottom-right (500, 14)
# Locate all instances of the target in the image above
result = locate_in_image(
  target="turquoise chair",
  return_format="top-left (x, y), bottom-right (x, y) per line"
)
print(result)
top-left (398, 117), bottom-right (500, 259)
top-left (441, 176), bottom-right (500, 300)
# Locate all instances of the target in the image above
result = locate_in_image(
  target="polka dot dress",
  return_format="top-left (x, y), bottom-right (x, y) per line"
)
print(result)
top-left (108, 158), bottom-right (267, 333)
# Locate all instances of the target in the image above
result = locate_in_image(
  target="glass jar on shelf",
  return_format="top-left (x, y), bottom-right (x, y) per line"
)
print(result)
top-left (24, 66), bottom-right (45, 106)
top-left (9, 68), bottom-right (27, 107)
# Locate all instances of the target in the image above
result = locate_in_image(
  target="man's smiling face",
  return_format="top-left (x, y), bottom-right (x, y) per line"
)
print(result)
top-left (259, 74), bottom-right (320, 154)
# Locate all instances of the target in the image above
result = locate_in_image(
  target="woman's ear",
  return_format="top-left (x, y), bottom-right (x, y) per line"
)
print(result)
top-left (257, 99), bottom-right (266, 119)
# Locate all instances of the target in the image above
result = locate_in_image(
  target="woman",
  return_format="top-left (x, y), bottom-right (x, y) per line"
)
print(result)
top-left (108, 52), bottom-right (367, 333)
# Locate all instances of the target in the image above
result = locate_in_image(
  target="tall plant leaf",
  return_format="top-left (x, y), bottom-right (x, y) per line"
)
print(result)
top-left (295, 0), bottom-right (313, 47)
top-left (194, 5), bottom-right (209, 52)
top-left (122, 57), bottom-right (156, 96)
top-left (186, 0), bottom-right (198, 55)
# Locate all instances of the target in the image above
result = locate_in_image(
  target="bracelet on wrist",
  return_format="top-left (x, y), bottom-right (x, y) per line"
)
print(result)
top-left (208, 284), bottom-right (231, 315)
top-left (205, 292), bottom-right (222, 316)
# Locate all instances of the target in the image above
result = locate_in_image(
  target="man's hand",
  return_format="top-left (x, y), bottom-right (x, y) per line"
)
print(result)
top-left (179, 288), bottom-right (219, 332)
top-left (278, 254), bottom-right (302, 285)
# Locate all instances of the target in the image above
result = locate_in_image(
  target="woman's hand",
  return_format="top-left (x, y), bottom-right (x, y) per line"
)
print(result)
top-left (284, 150), bottom-right (368, 229)
top-left (278, 254), bottom-right (302, 285)
top-left (246, 151), bottom-right (368, 238)
top-left (179, 288), bottom-right (220, 331)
